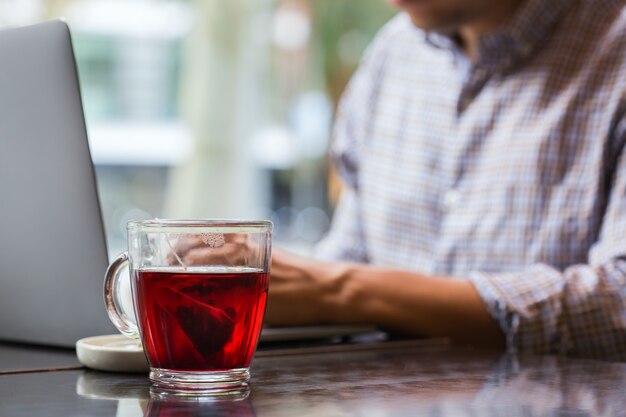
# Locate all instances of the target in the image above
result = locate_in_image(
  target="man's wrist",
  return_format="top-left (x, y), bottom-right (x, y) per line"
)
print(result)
top-left (317, 261), bottom-right (365, 324)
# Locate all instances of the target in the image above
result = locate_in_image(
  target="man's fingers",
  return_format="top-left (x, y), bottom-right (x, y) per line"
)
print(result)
top-left (182, 247), bottom-right (225, 266)
top-left (181, 245), bottom-right (248, 266)
top-left (170, 235), bottom-right (204, 258)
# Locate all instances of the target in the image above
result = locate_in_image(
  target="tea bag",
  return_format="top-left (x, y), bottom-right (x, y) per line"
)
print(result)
top-left (151, 306), bottom-right (206, 369)
top-left (152, 283), bottom-right (235, 358)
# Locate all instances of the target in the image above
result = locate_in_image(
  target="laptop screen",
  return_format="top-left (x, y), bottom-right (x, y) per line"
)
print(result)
top-left (0, 21), bottom-right (116, 347)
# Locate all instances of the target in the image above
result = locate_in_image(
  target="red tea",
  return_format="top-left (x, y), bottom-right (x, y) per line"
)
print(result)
top-left (134, 267), bottom-right (268, 371)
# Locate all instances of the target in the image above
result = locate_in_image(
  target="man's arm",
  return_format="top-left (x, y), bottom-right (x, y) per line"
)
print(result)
top-left (267, 117), bottom-right (626, 358)
top-left (265, 249), bottom-right (505, 348)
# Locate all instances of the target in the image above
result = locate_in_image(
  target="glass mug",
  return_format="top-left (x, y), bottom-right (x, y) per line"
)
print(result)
top-left (104, 219), bottom-right (272, 395)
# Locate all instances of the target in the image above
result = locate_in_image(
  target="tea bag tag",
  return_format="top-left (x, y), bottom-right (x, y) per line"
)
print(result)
top-left (76, 334), bottom-right (149, 373)
top-left (201, 233), bottom-right (225, 247)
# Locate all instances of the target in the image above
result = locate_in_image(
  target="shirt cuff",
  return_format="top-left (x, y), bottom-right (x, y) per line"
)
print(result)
top-left (467, 265), bottom-right (569, 355)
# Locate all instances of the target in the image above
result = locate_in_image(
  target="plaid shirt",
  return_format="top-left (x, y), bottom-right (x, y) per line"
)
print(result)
top-left (316, 0), bottom-right (626, 360)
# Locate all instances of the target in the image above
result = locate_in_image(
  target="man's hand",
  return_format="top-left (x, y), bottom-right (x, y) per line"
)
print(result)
top-left (265, 248), bottom-right (348, 326)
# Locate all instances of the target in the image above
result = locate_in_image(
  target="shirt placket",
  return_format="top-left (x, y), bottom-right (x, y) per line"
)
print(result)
top-left (436, 46), bottom-right (502, 274)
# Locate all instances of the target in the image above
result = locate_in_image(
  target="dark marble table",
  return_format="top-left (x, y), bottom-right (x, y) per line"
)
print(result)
top-left (1, 339), bottom-right (625, 417)
top-left (0, 342), bottom-right (81, 374)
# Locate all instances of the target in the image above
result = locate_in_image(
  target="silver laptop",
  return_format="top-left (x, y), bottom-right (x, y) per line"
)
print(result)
top-left (0, 20), bottom-right (116, 347)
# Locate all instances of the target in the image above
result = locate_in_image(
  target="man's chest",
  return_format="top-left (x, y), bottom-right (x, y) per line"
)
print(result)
top-left (357, 62), bottom-right (608, 273)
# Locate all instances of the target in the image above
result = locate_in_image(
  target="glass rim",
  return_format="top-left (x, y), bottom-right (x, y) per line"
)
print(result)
top-left (127, 219), bottom-right (273, 233)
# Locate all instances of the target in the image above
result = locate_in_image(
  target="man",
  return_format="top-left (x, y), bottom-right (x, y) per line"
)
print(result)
top-left (264, 0), bottom-right (626, 360)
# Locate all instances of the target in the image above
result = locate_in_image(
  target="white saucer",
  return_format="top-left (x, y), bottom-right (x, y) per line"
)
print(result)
top-left (76, 334), bottom-right (149, 373)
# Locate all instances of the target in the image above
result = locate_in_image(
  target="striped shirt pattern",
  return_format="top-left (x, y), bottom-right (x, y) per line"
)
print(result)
top-left (316, 0), bottom-right (626, 360)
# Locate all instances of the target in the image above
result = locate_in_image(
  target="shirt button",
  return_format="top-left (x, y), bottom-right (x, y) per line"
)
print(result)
top-left (443, 189), bottom-right (461, 210)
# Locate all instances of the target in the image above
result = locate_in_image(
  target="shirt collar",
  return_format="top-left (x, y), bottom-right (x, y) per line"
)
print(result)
top-left (424, 0), bottom-right (570, 72)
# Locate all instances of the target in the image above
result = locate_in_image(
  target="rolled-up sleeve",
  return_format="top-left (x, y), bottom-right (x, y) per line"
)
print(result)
top-left (469, 118), bottom-right (626, 360)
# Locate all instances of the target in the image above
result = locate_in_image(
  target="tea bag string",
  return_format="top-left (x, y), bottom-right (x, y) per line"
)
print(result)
top-left (156, 218), bottom-right (188, 270)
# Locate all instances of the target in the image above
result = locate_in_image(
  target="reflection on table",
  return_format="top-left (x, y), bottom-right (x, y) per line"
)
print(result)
top-left (1, 342), bottom-right (625, 417)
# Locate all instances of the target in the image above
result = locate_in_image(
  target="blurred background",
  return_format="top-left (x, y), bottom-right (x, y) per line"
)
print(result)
top-left (0, 0), bottom-right (394, 257)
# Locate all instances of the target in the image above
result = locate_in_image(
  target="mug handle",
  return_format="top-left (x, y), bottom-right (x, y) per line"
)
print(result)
top-left (104, 252), bottom-right (139, 339)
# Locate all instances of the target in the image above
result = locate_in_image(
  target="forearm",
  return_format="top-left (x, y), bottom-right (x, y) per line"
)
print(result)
top-left (322, 262), bottom-right (505, 348)
top-left (266, 250), bottom-right (504, 348)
